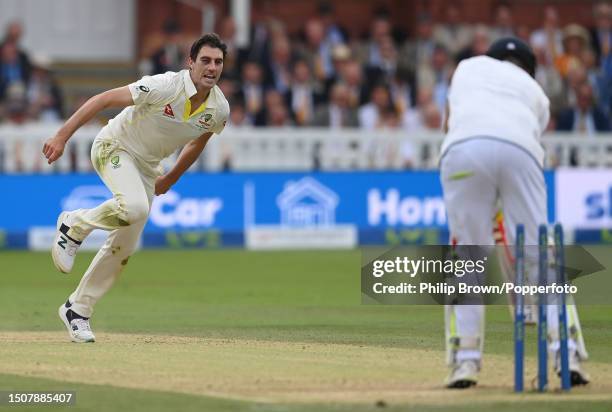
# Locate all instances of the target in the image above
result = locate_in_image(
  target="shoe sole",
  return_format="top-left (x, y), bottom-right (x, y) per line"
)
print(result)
top-left (51, 212), bottom-right (70, 274)
top-left (58, 304), bottom-right (95, 343)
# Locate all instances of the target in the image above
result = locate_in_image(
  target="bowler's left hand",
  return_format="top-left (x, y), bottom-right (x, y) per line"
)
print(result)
top-left (155, 175), bottom-right (176, 195)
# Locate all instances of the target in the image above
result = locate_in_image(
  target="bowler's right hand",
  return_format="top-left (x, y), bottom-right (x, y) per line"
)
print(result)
top-left (42, 135), bottom-right (67, 164)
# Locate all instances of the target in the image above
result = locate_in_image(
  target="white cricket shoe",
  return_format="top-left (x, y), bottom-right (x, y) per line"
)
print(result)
top-left (445, 360), bottom-right (479, 389)
top-left (51, 212), bottom-right (82, 274)
top-left (58, 302), bottom-right (95, 343)
top-left (556, 349), bottom-right (590, 386)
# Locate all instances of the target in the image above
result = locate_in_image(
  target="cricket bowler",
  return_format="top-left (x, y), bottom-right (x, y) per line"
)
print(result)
top-left (42, 34), bottom-right (229, 343)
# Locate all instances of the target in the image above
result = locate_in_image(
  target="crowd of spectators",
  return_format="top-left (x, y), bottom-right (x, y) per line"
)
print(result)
top-left (1, 2), bottom-right (611, 136)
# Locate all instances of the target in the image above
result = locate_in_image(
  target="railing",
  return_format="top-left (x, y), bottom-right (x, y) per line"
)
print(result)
top-left (2, 123), bottom-right (612, 173)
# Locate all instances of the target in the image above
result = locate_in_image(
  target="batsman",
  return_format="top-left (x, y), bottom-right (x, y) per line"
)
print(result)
top-left (439, 37), bottom-right (590, 389)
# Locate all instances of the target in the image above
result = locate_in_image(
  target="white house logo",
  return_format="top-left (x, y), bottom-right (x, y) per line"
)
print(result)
top-left (276, 177), bottom-right (339, 226)
top-left (62, 185), bottom-right (112, 211)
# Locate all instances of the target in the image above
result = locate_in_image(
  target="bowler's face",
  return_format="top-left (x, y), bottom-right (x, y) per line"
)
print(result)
top-left (190, 45), bottom-right (224, 91)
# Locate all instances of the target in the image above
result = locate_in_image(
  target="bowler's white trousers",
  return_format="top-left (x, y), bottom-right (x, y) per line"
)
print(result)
top-left (440, 137), bottom-right (582, 364)
top-left (64, 137), bottom-right (156, 318)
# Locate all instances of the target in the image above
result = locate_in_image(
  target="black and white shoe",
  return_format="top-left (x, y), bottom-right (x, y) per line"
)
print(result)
top-left (556, 350), bottom-right (590, 387)
top-left (58, 301), bottom-right (95, 343)
top-left (51, 212), bottom-right (82, 274)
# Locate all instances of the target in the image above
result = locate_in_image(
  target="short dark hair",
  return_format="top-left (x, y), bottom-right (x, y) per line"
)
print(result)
top-left (190, 33), bottom-right (228, 60)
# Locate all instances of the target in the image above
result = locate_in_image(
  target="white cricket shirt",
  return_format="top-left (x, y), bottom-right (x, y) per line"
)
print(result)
top-left (98, 70), bottom-right (229, 175)
top-left (441, 56), bottom-right (550, 167)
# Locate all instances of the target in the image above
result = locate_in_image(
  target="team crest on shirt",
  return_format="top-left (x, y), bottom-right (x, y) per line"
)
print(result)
top-left (196, 110), bottom-right (214, 129)
top-left (111, 155), bottom-right (121, 169)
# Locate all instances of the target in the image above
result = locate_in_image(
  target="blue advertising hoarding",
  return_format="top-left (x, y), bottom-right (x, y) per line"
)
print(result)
top-left (1, 171), bottom-right (556, 248)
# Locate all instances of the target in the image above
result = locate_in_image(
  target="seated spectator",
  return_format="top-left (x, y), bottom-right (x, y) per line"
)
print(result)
top-left (228, 99), bottom-right (250, 127)
top-left (0, 81), bottom-right (28, 124)
top-left (530, 6), bottom-right (564, 66)
top-left (337, 59), bottom-right (368, 108)
top-left (360, 15), bottom-right (393, 71)
top-left (534, 45), bottom-right (564, 115)
top-left (217, 16), bottom-right (241, 79)
top-left (557, 82), bottom-right (611, 133)
top-left (590, 2), bottom-right (611, 66)
top-left (255, 89), bottom-right (287, 126)
top-left (26, 55), bottom-right (63, 122)
top-left (389, 67), bottom-right (415, 117)
top-left (310, 82), bottom-right (358, 128)
top-left (266, 36), bottom-right (294, 94)
top-left (323, 43), bottom-right (352, 97)
top-left (218, 77), bottom-right (238, 102)
top-left (238, 61), bottom-right (266, 124)
top-left (456, 25), bottom-right (490, 63)
top-left (288, 60), bottom-right (321, 126)
top-left (0, 41), bottom-right (29, 100)
top-left (433, 3), bottom-right (473, 57)
top-left (403, 13), bottom-right (436, 77)
top-left (1, 21), bottom-right (31, 81)
top-left (418, 44), bottom-right (453, 114)
top-left (358, 83), bottom-right (392, 130)
top-left (298, 18), bottom-right (333, 84)
top-left (563, 64), bottom-right (588, 108)
top-left (555, 24), bottom-right (590, 78)
top-left (318, 1), bottom-right (347, 50)
top-left (489, 3), bottom-right (515, 42)
top-left (421, 102), bottom-right (443, 130)
top-left (148, 20), bottom-right (187, 75)
top-left (267, 101), bottom-right (292, 127)
top-left (365, 34), bottom-right (399, 85)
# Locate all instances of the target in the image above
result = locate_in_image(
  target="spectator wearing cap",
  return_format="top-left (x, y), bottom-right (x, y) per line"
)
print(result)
top-left (555, 24), bottom-right (591, 78)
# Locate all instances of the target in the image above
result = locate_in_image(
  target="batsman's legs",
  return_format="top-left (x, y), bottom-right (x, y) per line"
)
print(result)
top-left (440, 141), bottom-right (498, 387)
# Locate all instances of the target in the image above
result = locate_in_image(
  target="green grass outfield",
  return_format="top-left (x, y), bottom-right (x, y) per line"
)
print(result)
top-left (1, 248), bottom-right (611, 411)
